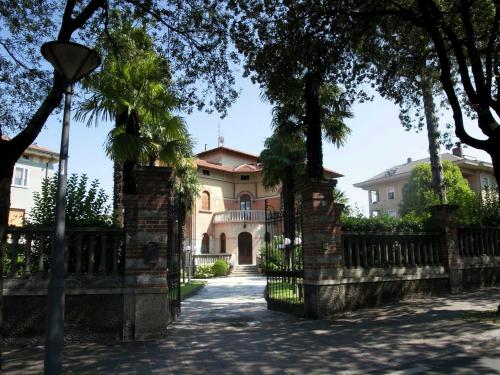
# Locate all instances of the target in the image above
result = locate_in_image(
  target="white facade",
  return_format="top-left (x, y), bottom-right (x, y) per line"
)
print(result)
top-left (9, 144), bottom-right (59, 225)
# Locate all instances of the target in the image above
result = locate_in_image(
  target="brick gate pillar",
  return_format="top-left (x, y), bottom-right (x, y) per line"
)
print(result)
top-left (122, 166), bottom-right (172, 340)
top-left (302, 179), bottom-right (344, 318)
top-left (429, 204), bottom-right (463, 293)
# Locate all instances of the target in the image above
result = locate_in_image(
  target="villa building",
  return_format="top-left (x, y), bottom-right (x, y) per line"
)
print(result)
top-left (354, 146), bottom-right (497, 218)
top-left (8, 142), bottom-right (59, 226)
top-left (184, 146), bottom-right (342, 266)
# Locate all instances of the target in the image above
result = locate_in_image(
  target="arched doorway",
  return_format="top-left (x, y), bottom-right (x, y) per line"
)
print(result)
top-left (238, 232), bottom-right (252, 265)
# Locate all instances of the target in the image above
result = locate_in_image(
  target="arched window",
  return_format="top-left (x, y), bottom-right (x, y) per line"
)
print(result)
top-left (201, 191), bottom-right (210, 211)
top-left (201, 233), bottom-right (209, 254)
top-left (220, 233), bottom-right (226, 254)
top-left (240, 194), bottom-right (251, 210)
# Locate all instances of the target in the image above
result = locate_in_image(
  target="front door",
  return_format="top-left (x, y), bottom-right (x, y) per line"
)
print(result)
top-left (238, 232), bottom-right (252, 265)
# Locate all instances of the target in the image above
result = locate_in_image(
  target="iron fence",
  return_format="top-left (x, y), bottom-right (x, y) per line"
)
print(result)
top-left (264, 200), bottom-right (304, 314)
top-left (167, 199), bottom-right (181, 323)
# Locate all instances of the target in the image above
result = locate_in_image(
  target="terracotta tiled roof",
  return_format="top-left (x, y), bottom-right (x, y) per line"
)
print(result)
top-left (196, 158), bottom-right (343, 177)
top-left (196, 146), bottom-right (258, 162)
top-left (195, 159), bottom-right (262, 173)
top-left (2, 135), bottom-right (59, 160)
top-left (196, 145), bottom-right (343, 177)
top-left (354, 153), bottom-right (493, 188)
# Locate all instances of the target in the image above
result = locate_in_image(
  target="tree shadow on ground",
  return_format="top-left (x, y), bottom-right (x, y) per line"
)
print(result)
top-left (3, 286), bottom-right (499, 374)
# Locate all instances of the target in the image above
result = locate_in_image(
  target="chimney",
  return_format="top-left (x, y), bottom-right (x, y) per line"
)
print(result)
top-left (452, 144), bottom-right (463, 158)
top-left (407, 157), bottom-right (412, 164)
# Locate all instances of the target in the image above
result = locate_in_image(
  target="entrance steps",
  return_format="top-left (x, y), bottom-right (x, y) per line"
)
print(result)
top-left (231, 265), bottom-right (261, 277)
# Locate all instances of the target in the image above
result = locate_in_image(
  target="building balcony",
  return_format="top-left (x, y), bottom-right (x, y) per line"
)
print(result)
top-left (213, 210), bottom-right (265, 223)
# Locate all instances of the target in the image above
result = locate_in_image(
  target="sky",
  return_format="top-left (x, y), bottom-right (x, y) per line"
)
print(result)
top-left (34, 72), bottom-right (492, 215)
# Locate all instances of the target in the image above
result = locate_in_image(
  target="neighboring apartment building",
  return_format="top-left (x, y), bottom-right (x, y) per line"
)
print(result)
top-left (354, 146), bottom-right (497, 218)
top-left (184, 146), bottom-right (342, 266)
top-left (8, 142), bottom-right (59, 226)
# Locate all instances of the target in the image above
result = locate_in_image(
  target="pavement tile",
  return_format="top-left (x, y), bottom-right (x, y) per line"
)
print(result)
top-left (2, 277), bottom-right (500, 374)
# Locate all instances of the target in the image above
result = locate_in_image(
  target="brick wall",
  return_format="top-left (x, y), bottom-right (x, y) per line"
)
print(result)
top-left (122, 166), bottom-right (173, 340)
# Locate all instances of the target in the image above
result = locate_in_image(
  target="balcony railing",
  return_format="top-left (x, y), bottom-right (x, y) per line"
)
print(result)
top-left (213, 210), bottom-right (265, 223)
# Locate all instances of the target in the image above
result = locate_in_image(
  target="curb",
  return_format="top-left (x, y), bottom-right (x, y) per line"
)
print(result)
top-left (181, 282), bottom-right (207, 301)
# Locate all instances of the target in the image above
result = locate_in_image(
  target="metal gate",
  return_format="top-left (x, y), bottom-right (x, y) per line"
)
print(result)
top-left (264, 200), bottom-right (304, 315)
top-left (167, 198), bottom-right (181, 323)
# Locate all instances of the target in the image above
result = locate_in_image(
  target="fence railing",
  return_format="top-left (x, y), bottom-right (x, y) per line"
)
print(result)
top-left (194, 254), bottom-right (234, 266)
top-left (3, 226), bottom-right (125, 278)
top-left (458, 226), bottom-right (500, 257)
top-left (342, 232), bottom-right (442, 268)
top-left (213, 210), bottom-right (265, 223)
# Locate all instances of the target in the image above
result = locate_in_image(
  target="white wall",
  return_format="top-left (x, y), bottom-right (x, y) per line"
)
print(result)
top-left (10, 156), bottom-right (57, 220)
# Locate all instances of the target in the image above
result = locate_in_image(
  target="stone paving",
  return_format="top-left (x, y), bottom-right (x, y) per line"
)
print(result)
top-left (2, 276), bottom-right (500, 374)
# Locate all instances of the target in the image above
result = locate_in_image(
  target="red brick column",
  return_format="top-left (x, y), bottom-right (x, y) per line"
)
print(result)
top-left (302, 179), bottom-right (345, 318)
top-left (429, 204), bottom-right (463, 293)
top-left (122, 166), bottom-right (173, 340)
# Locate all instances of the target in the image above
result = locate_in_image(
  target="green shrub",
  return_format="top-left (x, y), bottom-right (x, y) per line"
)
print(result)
top-left (258, 236), bottom-right (303, 272)
top-left (27, 173), bottom-right (111, 227)
top-left (459, 188), bottom-right (500, 226)
top-left (211, 260), bottom-right (229, 276)
top-left (341, 213), bottom-right (425, 232)
top-left (193, 264), bottom-right (215, 278)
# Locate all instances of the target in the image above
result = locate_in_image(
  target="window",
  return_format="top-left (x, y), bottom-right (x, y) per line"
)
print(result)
top-left (387, 187), bottom-right (395, 200)
top-left (387, 209), bottom-right (397, 217)
top-left (371, 210), bottom-right (379, 217)
top-left (220, 233), bottom-right (226, 254)
top-left (13, 167), bottom-right (28, 187)
top-left (201, 233), bottom-right (209, 254)
top-left (201, 191), bottom-right (210, 211)
top-left (202, 169), bottom-right (210, 176)
top-left (370, 190), bottom-right (379, 204)
top-left (481, 176), bottom-right (495, 190)
top-left (240, 175), bottom-right (250, 181)
top-left (240, 194), bottom-right (251, 210)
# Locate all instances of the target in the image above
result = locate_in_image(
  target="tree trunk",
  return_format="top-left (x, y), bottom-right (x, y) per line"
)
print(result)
top-left (421, 70), bottom-right (447, 204)
top-left (492, 146), bottom-right (500, 315)
top-left (304, 72), bottom-right (324, 180)
top-left (282, 168), bottom-right (296, 272)
top-left (0, 164), bottom-right (15, 331)
top-left (120, 111), bottom-right (140, 195)
top-left (489, 131), bottom-right (500, 203)
top-left (113, 161), bottom-right (124, 226)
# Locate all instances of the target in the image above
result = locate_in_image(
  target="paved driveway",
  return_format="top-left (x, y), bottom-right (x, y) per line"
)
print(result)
top-left (3, 277), bottom-right (500, 374)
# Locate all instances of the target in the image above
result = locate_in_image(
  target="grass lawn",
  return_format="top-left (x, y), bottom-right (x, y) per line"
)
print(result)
top-left (463, 310), bottom-right (500, 325)
top-left (180, 280), bottom-right (206, 300)
top-left (267, 280), bottom-right (303, 304)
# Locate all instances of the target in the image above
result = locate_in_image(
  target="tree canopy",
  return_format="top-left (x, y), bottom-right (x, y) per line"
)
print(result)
top-left (28, 174), bottom-right (111, 227)
top-left (400, 160), bottom-right (475, 222)
top-left (359, 0), bottom-right (500, 199)
top-left (230, 1), bottom-right (366, 178)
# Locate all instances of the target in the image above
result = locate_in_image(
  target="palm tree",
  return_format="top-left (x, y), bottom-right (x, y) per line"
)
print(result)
top-left (270, 81), bottom-right (353, 180)
top-left (76, 24), bottom-right (186, 223)
top-left (260, 133), bottom-right (305, 241)
top-left (260, 132), bottom-right (305, 274)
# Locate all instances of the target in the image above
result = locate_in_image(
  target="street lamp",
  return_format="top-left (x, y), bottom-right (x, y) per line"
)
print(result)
top-left (41, 41), bottom-right (100, 375)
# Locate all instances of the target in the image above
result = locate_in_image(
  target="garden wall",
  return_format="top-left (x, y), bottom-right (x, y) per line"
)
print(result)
top-left (4, 292), bottom-right (123, 337)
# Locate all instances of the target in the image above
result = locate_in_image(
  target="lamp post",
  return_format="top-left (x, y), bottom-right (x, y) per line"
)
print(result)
top-left (41, 41), bottom-right (100, 375)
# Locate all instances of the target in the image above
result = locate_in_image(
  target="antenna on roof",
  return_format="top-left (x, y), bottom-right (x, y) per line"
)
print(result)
top-left (217, 122), bottom-right (224, 147)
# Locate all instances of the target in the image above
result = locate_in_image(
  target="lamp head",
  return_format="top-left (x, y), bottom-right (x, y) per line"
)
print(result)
top-left (41, 41), bottom-right (101, 83)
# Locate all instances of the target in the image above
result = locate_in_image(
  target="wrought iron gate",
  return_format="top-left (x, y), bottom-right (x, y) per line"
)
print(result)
top-left (264, 200), bottom-right (304, 315)
top-left (167, 198), bottom-right (181, 323)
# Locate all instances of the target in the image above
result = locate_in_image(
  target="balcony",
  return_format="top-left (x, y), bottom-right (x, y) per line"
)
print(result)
top-left (213, 210), bottom-right (265, 223)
